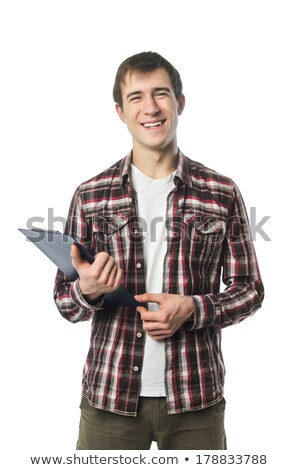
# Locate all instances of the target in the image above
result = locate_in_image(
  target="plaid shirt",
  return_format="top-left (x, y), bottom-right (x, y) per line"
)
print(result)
top-left (54, 150), bottom-right (264, 416)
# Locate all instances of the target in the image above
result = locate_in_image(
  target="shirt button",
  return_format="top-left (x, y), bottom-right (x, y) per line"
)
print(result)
top-left (136, 332), bottom-right (142, 338)
top-left (129, 197), bottom-right (132, 203)
top-left (133, 366), bottom-right (139, 372)
top-left (136, 263), bottom-right (142, 269)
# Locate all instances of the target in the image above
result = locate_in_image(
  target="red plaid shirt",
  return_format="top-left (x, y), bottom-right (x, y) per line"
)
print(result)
top-left (54, 150), bottom-right (264, 416)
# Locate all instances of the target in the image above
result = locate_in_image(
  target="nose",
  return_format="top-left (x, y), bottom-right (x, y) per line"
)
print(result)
top-left (143, 96), bottom-right (160, 115)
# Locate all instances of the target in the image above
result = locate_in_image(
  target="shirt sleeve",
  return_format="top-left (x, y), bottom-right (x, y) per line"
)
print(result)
top-left (187, 182), bottom-right (264, 330)
top-left (53, 186), bottom-right (104, 323)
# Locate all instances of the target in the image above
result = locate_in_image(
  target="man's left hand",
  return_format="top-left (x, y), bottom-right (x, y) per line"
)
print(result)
top-left (134, 293), bottom-right (194, 341)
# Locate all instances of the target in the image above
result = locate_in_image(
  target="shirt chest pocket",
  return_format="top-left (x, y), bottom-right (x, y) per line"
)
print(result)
top-left (92, 212), bottom-right (131, 251)
top-left (182, 214), bottom-right (226, 259)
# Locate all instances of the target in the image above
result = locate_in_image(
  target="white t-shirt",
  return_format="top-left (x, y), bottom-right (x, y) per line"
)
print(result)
top-left (130, 164), bottom-right (175, 397)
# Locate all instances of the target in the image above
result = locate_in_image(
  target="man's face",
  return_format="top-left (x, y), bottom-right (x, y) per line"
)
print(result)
top-left (115, 68), bottom-right (185, 153)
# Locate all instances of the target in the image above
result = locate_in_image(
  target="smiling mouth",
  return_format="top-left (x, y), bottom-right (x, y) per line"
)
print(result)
top-left (141, 120), bottom-right (166, 129)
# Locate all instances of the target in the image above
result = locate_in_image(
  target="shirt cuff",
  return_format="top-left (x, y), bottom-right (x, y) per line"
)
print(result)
top-left (186, 294), bottom-right (220, 330)
top-left (71, 279), bottom-right (105, 311)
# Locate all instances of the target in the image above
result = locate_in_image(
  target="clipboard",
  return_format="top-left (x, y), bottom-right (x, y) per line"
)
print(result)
top-left (18, 228), bottom-right (141, 308)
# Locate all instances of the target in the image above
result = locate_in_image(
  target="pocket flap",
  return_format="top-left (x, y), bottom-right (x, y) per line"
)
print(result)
top-left (183, 214), bottom-right (225, 234)
top-left (92, 212), bottom-right (131, 235)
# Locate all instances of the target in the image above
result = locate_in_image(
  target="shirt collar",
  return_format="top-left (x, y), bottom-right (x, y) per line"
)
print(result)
top-left (174, 149), bottom-right (192, 188)
top-left (119, 149), bottom-right (193, 189)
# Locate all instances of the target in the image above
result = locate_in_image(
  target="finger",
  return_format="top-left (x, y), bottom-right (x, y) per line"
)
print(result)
top-left (90, 253), bottom-right (115, 279)
top-left (138, 308), bottom-right (164, 322)
top-left (148, 333), bottom-right (169, 341)
top-left (140, 312), bottom-right (160, 322)
top-left (136, 306), bottom-right (148, 315)
top-left (147, 327), bottom-right (173, 339)
top-left (106, 264), bottom-right (120, 289)
top-left (92, 252), bottom-right (111, 273)
top-left (110, 266), bottom-right (123, 289)
top-left (142, 321), bottom-right (167, 332)
top-left (102, 266), bottom-right (123, 293)
top-left (98, 256), bottom-right (118, 283)
top-left (113, 267), bottom-right (123, 289)
top-left (134, 293), bottom-right (164, 304)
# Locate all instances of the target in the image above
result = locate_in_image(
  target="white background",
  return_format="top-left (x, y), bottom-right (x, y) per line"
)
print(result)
top-left (1, 0), bottom-right (298, 468)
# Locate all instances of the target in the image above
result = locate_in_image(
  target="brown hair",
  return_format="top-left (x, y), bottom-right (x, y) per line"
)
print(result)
top-left (113, 51), bottom-right (183, 108)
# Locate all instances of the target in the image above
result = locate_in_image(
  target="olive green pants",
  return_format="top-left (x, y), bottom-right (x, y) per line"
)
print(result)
top-left (76, 396), bottom-right (226, 450)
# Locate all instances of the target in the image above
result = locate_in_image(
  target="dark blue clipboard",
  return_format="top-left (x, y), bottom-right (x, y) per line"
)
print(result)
top-left (18, 228), bottom-right (141, 308)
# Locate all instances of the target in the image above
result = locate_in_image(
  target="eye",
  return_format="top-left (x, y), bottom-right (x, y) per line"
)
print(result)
top-left (129, 95), bottom-right (141, 102)
top-left (155, 91), bottom-right (168, 97)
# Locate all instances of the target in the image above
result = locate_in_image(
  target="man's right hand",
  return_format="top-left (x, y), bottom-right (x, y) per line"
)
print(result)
top-left (71, 244), bottom-right (123, 302)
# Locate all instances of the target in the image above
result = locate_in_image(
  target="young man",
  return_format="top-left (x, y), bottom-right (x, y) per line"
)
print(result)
top-left (54, 52), bottom-right (264, 450)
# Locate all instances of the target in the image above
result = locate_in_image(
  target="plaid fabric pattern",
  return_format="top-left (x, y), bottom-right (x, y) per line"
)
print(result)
top-left (54, 150), bottom-right (264, 416)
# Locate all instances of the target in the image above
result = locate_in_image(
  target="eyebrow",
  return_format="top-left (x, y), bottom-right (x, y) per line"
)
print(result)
top-left (126, 87), bottom-right (172, 100)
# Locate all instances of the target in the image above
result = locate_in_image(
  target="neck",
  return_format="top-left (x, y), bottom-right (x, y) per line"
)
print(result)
top-left (131, 143), bottom-right (179, 179)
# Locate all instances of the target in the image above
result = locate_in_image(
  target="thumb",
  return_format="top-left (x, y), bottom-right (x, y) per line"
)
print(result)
top-left (70, 244), bottom-right (90, 270)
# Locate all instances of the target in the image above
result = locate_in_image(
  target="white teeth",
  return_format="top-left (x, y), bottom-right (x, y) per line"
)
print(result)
top-left (143, 121), bottom-right (162, 128)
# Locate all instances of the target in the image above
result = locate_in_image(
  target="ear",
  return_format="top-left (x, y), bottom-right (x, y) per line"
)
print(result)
top-left (115, 103), bottom-right (127, 124)
top-left (177, 94), bottom-right (186, 116)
